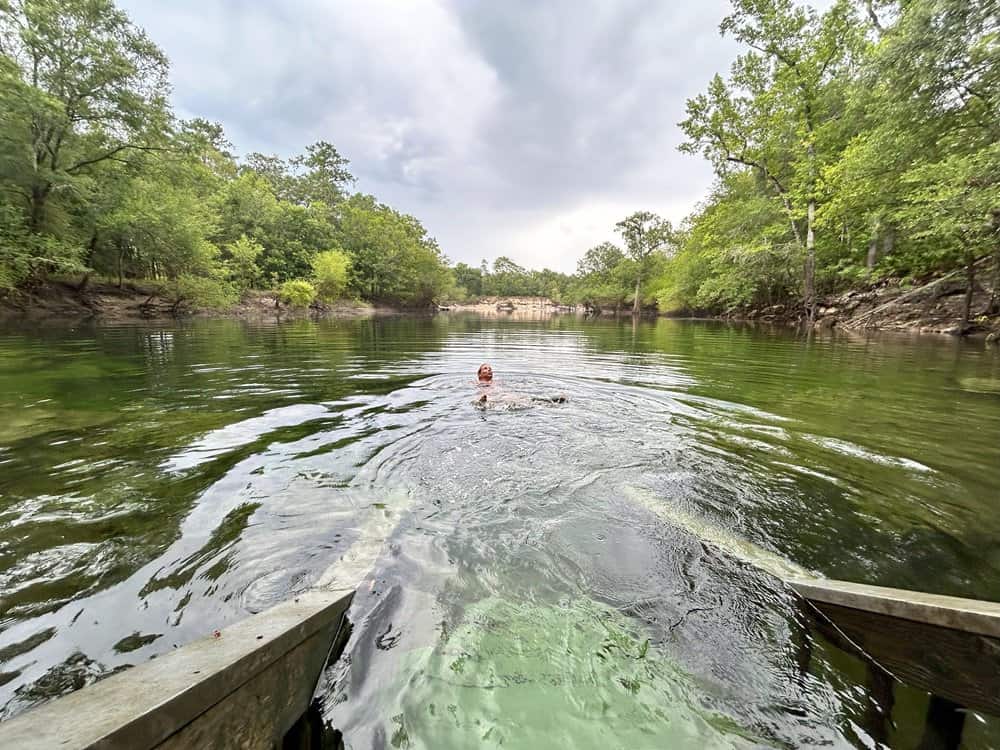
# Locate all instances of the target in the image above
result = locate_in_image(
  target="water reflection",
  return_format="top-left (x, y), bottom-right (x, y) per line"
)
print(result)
top-left (0, 316), bottom-right (998, 746)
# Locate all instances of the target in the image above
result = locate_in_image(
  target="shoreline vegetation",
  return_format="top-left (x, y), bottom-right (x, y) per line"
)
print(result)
top-left (1, 1), bottom-right (998, 339)
top-left (3, 278), bottom-right (998, 341)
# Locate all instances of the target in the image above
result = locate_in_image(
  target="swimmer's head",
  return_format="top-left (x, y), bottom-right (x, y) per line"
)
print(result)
top-left (477, 363), bottom-right (493, 383)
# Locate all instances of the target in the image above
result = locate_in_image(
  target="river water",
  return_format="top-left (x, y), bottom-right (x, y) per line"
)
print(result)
top-left (1, 315), bottom-right (998, 748)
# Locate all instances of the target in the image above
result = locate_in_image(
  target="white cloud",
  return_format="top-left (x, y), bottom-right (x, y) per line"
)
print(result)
top-left (119, 0), bottom-right (739, 272)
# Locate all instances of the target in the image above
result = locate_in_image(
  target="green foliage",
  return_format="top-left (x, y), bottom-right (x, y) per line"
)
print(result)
top-left (0, 0), bottom-right (170, 234)
top-left (452, 263), bottom-right (483, 298)
top-left (279, 279), bottom-right (317, 308)
top-left (336, 194), bottom-right (453, 306)
top-left (615, 212), bottom-right (673, 311)
top-left (165, 274), bottom-right (237, 311)
top-left (0, 0), bottom-right (457, 311)
top-left (241, 141), bottom-right (353, 208)
top-left (568, 242), bottom-right (633, 309)
top-left (668, 0), bottom-right (1000, 315)
top-left (224, 236), bottom-right (263, 292)
top-left (311, 249), bottom-right (351, 302)
top-left (0, 202), bottom-right (86, 289)
top-left (653, 174), bottom-right (798, 312)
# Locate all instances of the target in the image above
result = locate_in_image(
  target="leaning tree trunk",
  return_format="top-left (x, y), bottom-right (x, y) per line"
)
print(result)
top-left (632, 276), bottom-right (641, 315)
top-left (804, 200), bottom-right (817, 324)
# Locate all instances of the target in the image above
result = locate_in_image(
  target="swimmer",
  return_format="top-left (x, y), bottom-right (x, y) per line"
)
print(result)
top-left (473, 364), bottom-right (566, 407)
top-left (476, 363), bottom-right (493, 404)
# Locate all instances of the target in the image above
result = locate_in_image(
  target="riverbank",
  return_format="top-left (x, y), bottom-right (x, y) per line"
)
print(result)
top-left (711, 276), bottom-right (1000, 338)
top-left (442, 296), bottom-right (576, 318)
top-left (0, 281), bottom-right (392, 322)
top-left (3, 278), bottom-right (1000, 340)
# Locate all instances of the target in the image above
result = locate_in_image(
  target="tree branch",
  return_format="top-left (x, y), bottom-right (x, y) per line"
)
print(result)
top-left (865, 1), bottom-right (884, 33)
top-left (723, 155), bottom-right (804, 248)
top-left (65, 144), bottom-right (171, 173)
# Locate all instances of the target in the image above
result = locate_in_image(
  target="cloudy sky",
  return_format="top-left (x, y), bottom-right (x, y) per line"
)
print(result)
top-left (118, 0), bottom-right (739, 273)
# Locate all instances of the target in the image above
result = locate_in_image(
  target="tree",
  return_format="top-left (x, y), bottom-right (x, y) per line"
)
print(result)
top-left (0, 0), bottom-right (451, 313)
top-left (453, 262), bottom-right (483, 297)
top-left (682, 0), bottom-right (857, 321)
top-left (289, 141), bottom-right (353, 207)
top-left (615, 212), bottom-right (673, 314)
top-left (96, 153), bottom-right (219, 286)
top-left (491, 256), bottom-right (531, 296)
top-left (241, 141), bottom-right (353, 211)
top-left (337, 194), bottom-right (451, 305)
top-left (179, 118), bottom-right (237, 180)
top-left (312, 249), bottom-right (351, 302)
top-left (895, 145), bottom-right (1000, 330)
top-left (164, 274), bottom-right (236, 314)
top-left (653, 173), bottom-right (797, 313)
top-left (569, 242), bottom-right (633, 310)
top-left (0, 0), bottom-right (170, 235)
top-left (721, 0), bottom-right (857, 322)
top-left (241, 153), bottom-right (293, 200)
top-left (224, 235), bottom-right (263, 292)
top-left (879, 0), bottom-right (1000, 326)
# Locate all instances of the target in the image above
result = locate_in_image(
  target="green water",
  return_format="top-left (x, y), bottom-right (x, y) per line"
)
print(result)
top-left (1, 316), bottom-right (999, 748)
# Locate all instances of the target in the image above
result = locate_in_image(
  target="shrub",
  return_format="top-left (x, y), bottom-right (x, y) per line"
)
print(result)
top-left (279, 279), bottom-right (317, 308)
top-left (166, 275), bottom-right (237, 312)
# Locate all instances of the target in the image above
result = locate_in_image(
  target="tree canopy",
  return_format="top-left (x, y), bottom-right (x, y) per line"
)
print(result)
top-left (1, 0), bottom-right (996, 323)
top-left (666, 0), bottom-right (999, 327)
top-left (0, 0), bottom-right (453, 306)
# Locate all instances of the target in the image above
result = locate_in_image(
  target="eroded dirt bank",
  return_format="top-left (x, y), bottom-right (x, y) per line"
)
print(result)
top-left (0, 282), bottom-right (388, 323)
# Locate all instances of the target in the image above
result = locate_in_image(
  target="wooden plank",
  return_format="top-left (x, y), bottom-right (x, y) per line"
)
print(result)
top-left (807, 600), bottom-right (1000, 716)
top-left (0, 489), bottom-right (411, 749)
top-left (0, 588), bottom-right (354, 750)
top-left (789, 578), bottom-right (1000, 639)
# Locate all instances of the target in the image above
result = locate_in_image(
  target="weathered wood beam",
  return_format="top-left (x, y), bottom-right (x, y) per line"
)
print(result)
top-left (795, 579), bottom-right (1000, 717)
top-left (789, 578), bottom-right (1000, 638)
top-left (0, 588), bottom-right (354, 750)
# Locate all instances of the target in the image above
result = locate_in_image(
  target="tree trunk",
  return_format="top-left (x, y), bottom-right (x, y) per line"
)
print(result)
top-left (866, 236), bottom-right (878, 271)
top-left (960, 253), bottom-right (975, 334)
top-left (28, 184), bottom-right (49, 232)
top-left (804, 200), bottom-right (816, 323)
top-left (76, 231), bottom-right (98, 291)
top-left (632, 275), bottom-right (642, 315)
top-left (117, 242), bottom-right (125, 288)
top-left (865, 1), bottom-right (885, 32)
top-left (882, 226), bottom-right (895, 259)
top-left (989, 211), bottom-right (1000, 315)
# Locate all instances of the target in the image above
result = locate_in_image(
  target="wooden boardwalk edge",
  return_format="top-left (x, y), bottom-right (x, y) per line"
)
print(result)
top-left (788, 577), bottom-right (1000, 639)
top-left (0, 587), bottom-right (354, 750)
